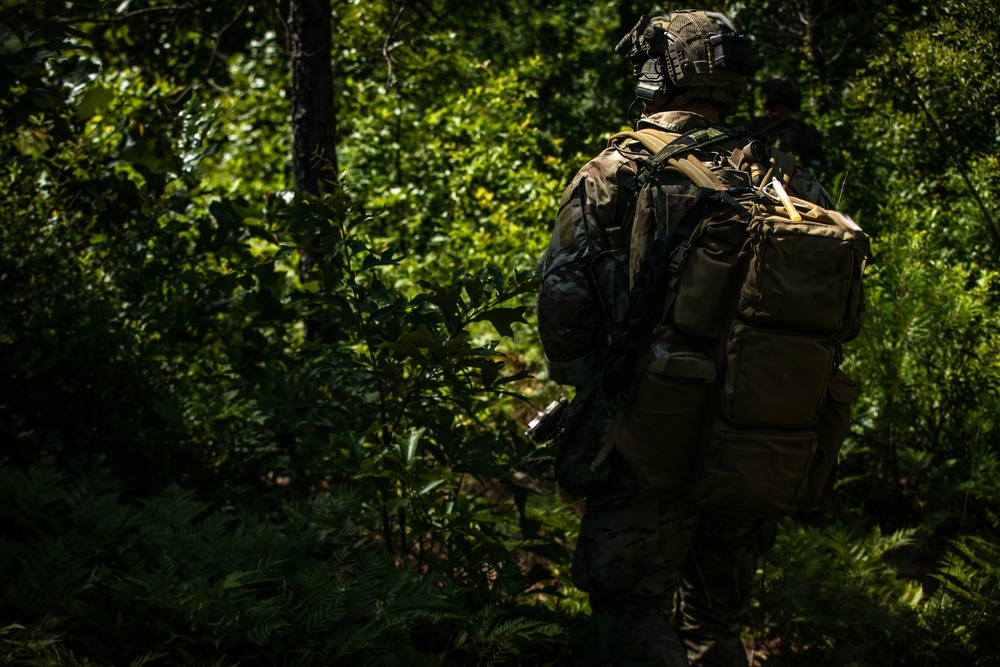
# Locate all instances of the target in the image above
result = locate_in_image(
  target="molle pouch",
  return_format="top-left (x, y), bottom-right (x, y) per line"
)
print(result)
top-left (738, 214), bottom-right (860, 335)
top-left (616, 330), bottom-right (716, 492)
top-left (723, 322), bottom-right (836, 428)
top-left (554, 377), bottom-right (617, 497)
top-left (670, 215), bottom-right (750, 340)
top-left (696, 420), bottom-right (817, 517)
top-left (801, 367), bottom-right (859, 509)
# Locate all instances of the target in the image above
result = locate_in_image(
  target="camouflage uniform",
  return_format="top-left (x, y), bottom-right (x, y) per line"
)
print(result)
top-left (748, 113), bottom-right (826, 172)
top-left (537, 110), bottom-right (834, 666)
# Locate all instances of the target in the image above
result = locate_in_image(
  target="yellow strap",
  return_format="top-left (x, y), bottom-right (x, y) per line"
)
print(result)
top-left (665, 154), bottom-right (728, 190)
top-left (609, 128), bottom-right (681, 154)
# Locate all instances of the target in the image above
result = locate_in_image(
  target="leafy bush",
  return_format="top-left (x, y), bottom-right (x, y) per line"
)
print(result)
top-left (0, 459), bottom-right (570, 666)
top-left (751, 520), bottom-right (1000, 666)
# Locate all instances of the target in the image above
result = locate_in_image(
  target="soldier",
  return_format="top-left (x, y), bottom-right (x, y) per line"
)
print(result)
top-left (536, 10), bottom-right (837, 666)
top-left (749, 74), bottom-right (826, 171)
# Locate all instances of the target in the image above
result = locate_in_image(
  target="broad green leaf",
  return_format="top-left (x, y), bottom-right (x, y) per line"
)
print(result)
top-left (76, 82), bottom-right (115, 119)
top-left (471, 306), bottom-right (526, 338)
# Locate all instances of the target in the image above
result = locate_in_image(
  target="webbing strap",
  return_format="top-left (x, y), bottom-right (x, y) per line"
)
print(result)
top-left (666, 154), bottom-right (728, 189)
top-left (752, 114), bottom-right (789, 137)
top-left (589, 405), bottom-right (628, 472)
top-left (647, 125), bottom-right (752, 167)
top-left (609, 128), bottom-right (680, 154)
top-left (762, 149), bottom-right (796, 188)
top-left (611, 125), bottom-right (753, 168)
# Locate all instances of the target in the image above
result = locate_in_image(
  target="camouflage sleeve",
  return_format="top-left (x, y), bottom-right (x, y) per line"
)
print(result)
top-left (536, 149), bottom-right (636, 386)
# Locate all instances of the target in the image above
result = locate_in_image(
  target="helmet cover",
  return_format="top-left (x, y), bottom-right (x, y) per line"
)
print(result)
top-left (617, 9), bottom-right (753, 116)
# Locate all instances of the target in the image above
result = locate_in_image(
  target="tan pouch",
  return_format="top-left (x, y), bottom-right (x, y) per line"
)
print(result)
top-left (670, 215), bottom-right (750, 340)
top-left (723, 322), bottom-right (836, 428)
top-left (696, 420), bottom-right (817, 516)
top-left (617, 332), bottom-right (715, 492)
top-left (739, 212), bottom-right (864, 335)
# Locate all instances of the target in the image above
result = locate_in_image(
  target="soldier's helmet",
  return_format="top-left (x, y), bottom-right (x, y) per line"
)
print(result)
top-left (761, 74), bottom-right (801, 111)
top-left (615, 9), bottom-right (754, 117)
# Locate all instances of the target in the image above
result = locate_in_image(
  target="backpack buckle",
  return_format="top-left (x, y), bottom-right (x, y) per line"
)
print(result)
top-left (669, 244), bottom-right (691, 272)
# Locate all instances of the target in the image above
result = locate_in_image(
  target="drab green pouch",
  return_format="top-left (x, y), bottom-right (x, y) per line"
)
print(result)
top-left (722, 322), bottom-right (836, 428)
top-left (696, 420), bottom-right (817, 517)
top-left (670, 215), bottom-right (749, 340)
top-left (801, 367), bottom-right (859, 509)
top-left (739, 213), bottom-right (868, 338)
top-left (616, 333), bottom-right (715, 492)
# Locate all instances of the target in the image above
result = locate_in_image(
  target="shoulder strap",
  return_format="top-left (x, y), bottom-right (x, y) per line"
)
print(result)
top-left (610, 125), bottom-right (752, 165)
top-left (666, 154), bottom-right (727, 189)
top-left (608, 128), bottom-right (680, 154)
top-left (647, 125), bottom-right (752, 167)
top-left (657, 130), bottom-right (797, 192)
top-left (754, 114), bottom-right (789, 137)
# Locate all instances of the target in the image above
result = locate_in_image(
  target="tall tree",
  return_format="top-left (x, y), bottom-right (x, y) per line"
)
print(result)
top-left (289, 0), bottom-right (338, 194)
top-left (289, 0), bottom-right (342, 341)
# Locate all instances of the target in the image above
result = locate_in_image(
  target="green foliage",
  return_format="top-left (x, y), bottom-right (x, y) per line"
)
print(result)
top-left (0, 460), bottom-right (453, 665)
top-left (0, 457), bottom-right (575, 664)
top-left (5, 0), bottom-right (1000, 664)
top-left (1, 3), bottom-right (582, 663)
top-left (838, 224), bottom-right (1000, 533)
top-left (751, 520), bottom-right (923, 665)
top-left (926, 535), bottom-right (1000, 664)
top-left (835, 0), bottom-right (1000, 236)
top-left (752, 521), bottom-right (1000, 666)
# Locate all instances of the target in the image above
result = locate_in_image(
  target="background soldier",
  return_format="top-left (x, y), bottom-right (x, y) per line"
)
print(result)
top-left (536, 10), bottom-right (836, 666)
top-left (749, 74), bottom-right (826, 171)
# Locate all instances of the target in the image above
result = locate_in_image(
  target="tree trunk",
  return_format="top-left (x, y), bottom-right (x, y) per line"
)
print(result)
top-left (289, 0), bottom-right (342, 341)
top-left (289, 0), bottom-right (338, 195)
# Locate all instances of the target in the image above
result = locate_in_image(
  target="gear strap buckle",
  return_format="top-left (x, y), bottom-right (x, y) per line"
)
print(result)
top-left (668, 243), bottom-right (691, 273)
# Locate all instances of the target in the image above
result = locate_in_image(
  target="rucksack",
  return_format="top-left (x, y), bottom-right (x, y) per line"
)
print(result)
top-left (594, 125), bottom-right (871, 517)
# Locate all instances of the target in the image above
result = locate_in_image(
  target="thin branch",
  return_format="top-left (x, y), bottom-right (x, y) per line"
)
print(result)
top-left (383, 2), bottom-right (407, 89)
top-left (837, 159), bottom-right (851, 210)
top-left (201, 0), bottom-right (252, 77)
top-left (170, 0), bottom-right (250, 105)
top-left (114, 4), bottom-right (196, 21)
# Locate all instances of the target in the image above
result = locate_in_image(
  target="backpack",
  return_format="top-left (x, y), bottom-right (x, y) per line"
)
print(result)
top-left (596, 125), bottom-right (871, 517)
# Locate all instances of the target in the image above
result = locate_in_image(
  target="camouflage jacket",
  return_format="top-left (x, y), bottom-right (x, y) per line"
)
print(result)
top-left (536, 110), bottom-right (835, 387)
top-left (748, 113), bottom-right (825, 171)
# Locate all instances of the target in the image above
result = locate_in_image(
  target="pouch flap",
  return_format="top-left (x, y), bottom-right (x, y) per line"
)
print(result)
top-left (828, 367), bottom-right (859, 404)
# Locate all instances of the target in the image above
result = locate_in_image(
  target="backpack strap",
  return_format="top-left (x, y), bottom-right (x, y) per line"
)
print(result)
top-left (665, 154), bottom-right (728, 189)
top-left (601, 126), bottom-right (759, 398)
top-left (753, 114), bottom-right (790, 137)
top-left (600, 130), bottom-right (684, 274)
top-left (648, 129), bottom-right (797, 193)
top-left (646, 125), bottom-right (753, 166)
top-left (761, 148), bottom-right (796, 187)
top-left (608, 128), bottom-right (681, 154)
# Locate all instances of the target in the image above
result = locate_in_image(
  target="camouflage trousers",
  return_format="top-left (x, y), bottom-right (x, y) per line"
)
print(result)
top-left (572, 459), bottom-right (777, 666)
